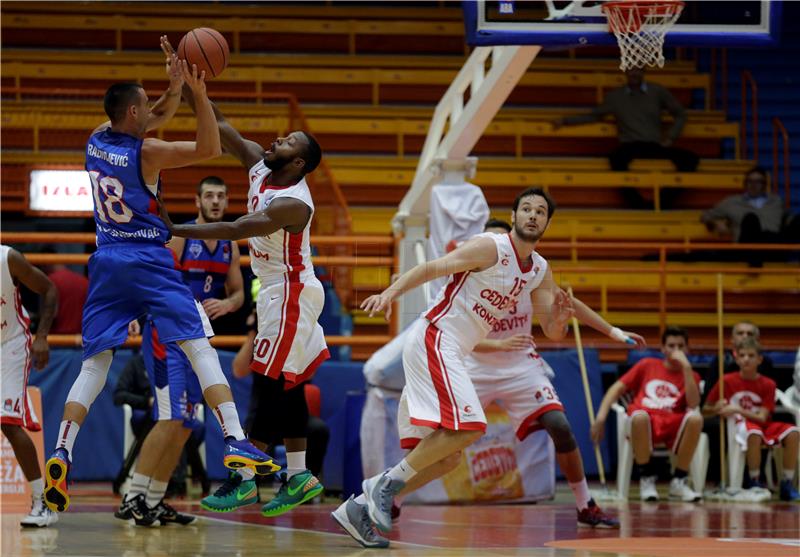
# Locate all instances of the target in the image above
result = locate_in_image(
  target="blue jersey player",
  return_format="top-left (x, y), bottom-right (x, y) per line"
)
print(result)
top-left (115, 176), bottom-right (244, 525)
top-left (44, 39), bottom-right (277, 516)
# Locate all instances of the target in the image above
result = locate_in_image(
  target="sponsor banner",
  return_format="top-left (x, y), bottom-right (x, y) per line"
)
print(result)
top-left (29, 170), bottom-right (93, 213)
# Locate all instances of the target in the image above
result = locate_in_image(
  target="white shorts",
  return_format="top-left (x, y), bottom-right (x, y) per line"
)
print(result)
top-left (0, 333), bottom-right (41, 431)
top-left (250, 276), bottom-right (329, 387)
top-left (400, 351), bottom-right (562, 448)
top-left (399, 319), bottom-right (486, 440)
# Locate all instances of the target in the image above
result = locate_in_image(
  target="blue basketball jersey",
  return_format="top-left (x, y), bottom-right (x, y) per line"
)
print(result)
top-left (85, 129), bottom-right (169, 246)
top-left (179, 221), bottom-right (232, 302)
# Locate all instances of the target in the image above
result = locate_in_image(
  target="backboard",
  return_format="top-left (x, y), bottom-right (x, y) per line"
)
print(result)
top-left (464, 0), bottom-right (782, 48)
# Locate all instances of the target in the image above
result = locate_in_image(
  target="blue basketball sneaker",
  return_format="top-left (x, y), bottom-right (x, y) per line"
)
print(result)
top-left (44, 448), bottom-right (71, 513)
top-left (223, 438), bottom-right (281, 475)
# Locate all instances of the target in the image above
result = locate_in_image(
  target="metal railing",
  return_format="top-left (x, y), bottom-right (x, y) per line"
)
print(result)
top-left (740, 70), bottom-right (759, 160)
top-left (772, 117), bottom-right (791, 209)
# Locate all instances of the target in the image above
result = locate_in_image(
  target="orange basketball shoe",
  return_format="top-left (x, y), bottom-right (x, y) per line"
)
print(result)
top-left (43, 448), bottom-right (71, 513)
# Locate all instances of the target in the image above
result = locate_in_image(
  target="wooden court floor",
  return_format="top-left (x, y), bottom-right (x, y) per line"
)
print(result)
top-left (2, 486), bottom-right (799, 557)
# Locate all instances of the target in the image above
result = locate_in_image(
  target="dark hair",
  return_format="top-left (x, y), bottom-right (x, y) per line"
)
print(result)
top-left (197, 175), bottom-right (227, 195)
top-left (104, 82), bottom-right (144, 123)
top-left (299, 131), bottom-right (322, 175)
top-left (512, 187), bottom-right (556, 219)
top-left (661, 326), bottom-right (689, 345)
top-left (745, 166), bottom-right (768, 179)
top-left (484, 218), bottom-right (512, 233)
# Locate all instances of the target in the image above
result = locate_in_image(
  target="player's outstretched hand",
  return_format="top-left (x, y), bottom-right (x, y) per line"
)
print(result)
top-left (31, 337), bottom-right (49, 370)
top-left (360, 291), bottom-right (395, 320)
top-left (551, 288), bottom-right (576, 327)
top-left (160, 35), bottom-right (182, 89)
top-left (180, 59), bottom-right (207, 97)
top-left (622, 330), bottom-right (646, 349)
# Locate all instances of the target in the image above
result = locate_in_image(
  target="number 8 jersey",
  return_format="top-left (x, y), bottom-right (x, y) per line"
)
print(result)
top-left (86, 129), bottom-right (170, 246)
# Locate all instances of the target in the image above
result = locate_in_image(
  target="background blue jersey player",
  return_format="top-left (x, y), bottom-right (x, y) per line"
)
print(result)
top-left (44, 38), bottom-right (277, 515)
top-left (115, 176), bottom-right (245, 526)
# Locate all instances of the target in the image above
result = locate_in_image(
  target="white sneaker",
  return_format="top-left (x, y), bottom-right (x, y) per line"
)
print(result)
top-left (21, 496), bottom-right (59, 527)
top-left (640, 475), bottom-right (659, 501)
top-left (668, 476), bottom-right (701, 502)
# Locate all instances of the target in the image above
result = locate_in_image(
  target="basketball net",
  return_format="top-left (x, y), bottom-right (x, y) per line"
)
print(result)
top-left (602, 0), bottom-right (684, 71)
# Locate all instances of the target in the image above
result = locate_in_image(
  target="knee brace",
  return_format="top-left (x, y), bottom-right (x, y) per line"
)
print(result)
top-left (66, 350), bottom-right (114, 410)
top-left (178, 337), bottom-right (229, 392)
top-left (540, 411), bottom-right (578, 453)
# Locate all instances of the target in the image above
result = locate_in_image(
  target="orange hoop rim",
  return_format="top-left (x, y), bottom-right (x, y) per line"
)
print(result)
top-left (602, 0), bottom-right (684, 34)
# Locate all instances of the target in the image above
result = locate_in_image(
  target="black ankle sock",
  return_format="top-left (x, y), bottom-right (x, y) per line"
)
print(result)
top-left (636, 462), bottom-right (654, 478)
top-left (673, 468), bottom-right (688, 480)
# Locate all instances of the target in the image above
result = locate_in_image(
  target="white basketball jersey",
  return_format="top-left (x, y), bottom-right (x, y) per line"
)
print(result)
top-left (424, 233), bottom-right (548, 352)
top-left (464, 294), bottom-right (537, 370)
top-left (246, 160), bottom-right (316, 287)
top-left (1, 245), bottom-right (30, 344)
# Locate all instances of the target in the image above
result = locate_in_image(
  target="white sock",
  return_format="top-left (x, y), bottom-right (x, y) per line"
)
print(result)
top-left (55, 420), bottom-right (80, 454)
top-left (286, 451), bottom-right (306, 478)
top-left (146, 480), bottom-right (168, 508)
top-left (569, 479), bottom-right (592, 510)
top-left (213, 402), bottom-right (245, 440)
top-left (749, 469), bottom-right (760, 481)
top-left (784, 468), bottom-right (796, 482)
top-left (387, 459), bottom-right (416, 483)
top-left (238, 468), bottom-right (256, 481)
top-left (354, 494), bottom-right (367, 504)
top-left (30, 478), bottom-right (44, 499)
top-left (128, 473), bottom-right (150, 498)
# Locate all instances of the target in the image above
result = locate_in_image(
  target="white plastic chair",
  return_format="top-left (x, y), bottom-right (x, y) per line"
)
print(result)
top-left (613, 403), bottom-right (709, 499)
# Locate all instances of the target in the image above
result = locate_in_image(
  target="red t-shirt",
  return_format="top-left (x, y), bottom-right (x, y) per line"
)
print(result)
top-left (705, 372), bottom-right (776, 416)
top-left (48, 267), bottom-right (89, 334)
top-left (620, 357), bottom-right (702, 414)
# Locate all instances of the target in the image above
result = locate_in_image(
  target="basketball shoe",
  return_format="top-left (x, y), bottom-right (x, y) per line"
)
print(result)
top-left (21, 495), bottom-right (59, 527)
top-left (43, 448), bottom-right (71, 513)
top-left (261, 471), bottom-right (324, 517)
top-left (576, 499), bottom-right (620, 529)
top-left (151, 500), bottom-right (197, 525)
top-left (779, 479), bottom-right (800, 502)
top-left (223, 437), bottom-right (281, 475)
top-left (200, 473), bottom-right (258, 512)
top-left (114, 493), bottom-right (159, 527)
top-left (668, 476), bottom-right (701, 502)
top-left (331, 495), bottom-right (390, 549)
top-left (362, 471), bottom-right (405, 534)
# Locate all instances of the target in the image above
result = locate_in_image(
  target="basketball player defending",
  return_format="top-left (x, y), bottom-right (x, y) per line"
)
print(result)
top-left (1, 246), bottom-right (58, 527)
top-left (158, 56), bottom-right (328, 515)
top-left (115, 176), bottom-right (246, 526)
top-left (44, 40), bottom-right (274, 514)
top-left (341, 188), bottom-right (643, 546)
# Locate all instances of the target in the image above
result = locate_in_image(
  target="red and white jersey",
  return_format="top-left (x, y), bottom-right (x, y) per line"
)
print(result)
top-left (246, 160), bottom-right (316, 287)
top-left (424, 233), bottom-right (547, 352)
top-left (464, 293), bottom-right (540, 373)
top-left (620, 357), bottom-right (702, 414)
top-left (0, 245), bottom-right (31, 344)
top-left (705, 372), bottom-right (776, 415)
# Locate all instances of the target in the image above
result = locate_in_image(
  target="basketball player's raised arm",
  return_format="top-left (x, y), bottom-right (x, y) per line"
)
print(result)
top-left (143, 37), bottom-right (184, 132)
top-left (361, 236), bottom-right (498, 320)
top-left (531, 267), bottom-right (574, 341)
top-left (141, 61), bottom-right (221, 180)
top-left (162, 197), bottom-right (310, 241)
top-left (7, 248), bottom-right (58, 369)
top-left (570, 296), bottom-right (646, 349)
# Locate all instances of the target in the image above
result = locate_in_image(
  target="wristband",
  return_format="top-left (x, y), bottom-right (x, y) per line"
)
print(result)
top-left (609, 327), bottom-right (635, 345)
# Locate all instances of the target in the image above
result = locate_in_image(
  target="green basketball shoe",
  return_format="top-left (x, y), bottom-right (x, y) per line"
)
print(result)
top-left (200, 473), bottom-right (258, 513)
top-left (260, 471), bottom-right (324, 517)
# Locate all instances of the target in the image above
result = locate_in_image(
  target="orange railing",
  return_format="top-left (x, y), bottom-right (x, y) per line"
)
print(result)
top-left (772, 117), bottom-right (791, 209)
top-left (740, 70), bottom-right (759, 160)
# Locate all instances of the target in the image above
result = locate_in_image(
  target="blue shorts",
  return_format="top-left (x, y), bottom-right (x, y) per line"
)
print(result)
top-left (142, 318), bottom-right (203, 428)
top-left (81, 243), bottom-right (206, 360)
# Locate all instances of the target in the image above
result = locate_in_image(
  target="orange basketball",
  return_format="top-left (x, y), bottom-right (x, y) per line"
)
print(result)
top-left (177, 28), bottom-right (229, 79)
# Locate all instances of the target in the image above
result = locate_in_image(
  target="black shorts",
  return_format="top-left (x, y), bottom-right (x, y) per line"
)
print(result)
top-left (246, 373), bottom-right (309, 444)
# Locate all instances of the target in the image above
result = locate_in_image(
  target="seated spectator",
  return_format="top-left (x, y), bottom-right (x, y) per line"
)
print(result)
top-left (705, 321), bottom-right (777, 395)
top-left (703, 337), bottom-right (800, 501)
top-left (40, 247), bottom-right (88, 334)
top-left (554, 66), bottom-right (698, 208)
top-left (591, 326), bottom-right (703, 502)
top-left (701, 166), bottom-right (799, 264)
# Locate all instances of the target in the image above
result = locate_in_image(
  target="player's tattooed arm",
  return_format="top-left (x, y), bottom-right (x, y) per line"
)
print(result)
top-left (162, 197), bottom-right (311, 241)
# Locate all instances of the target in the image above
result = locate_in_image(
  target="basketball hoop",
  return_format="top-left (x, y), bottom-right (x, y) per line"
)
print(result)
top-left (602, 0), bottom-right (684, 71)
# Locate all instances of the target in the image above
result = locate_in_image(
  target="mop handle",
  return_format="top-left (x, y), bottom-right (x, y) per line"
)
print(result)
top-left (716, 273), bottom-right (727, 487)
top-left (568, 287), bottom-right (607, 486)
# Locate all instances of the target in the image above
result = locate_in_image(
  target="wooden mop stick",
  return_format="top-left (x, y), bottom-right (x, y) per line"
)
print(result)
top-left (567, 287), bottom-right (607, 487)
top-left (716, 273), bottom-right (727, 487)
